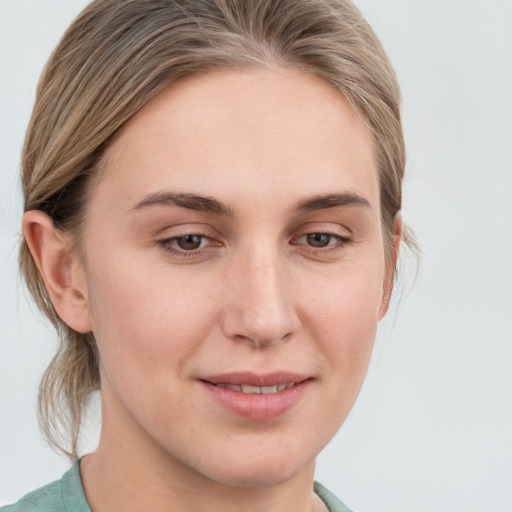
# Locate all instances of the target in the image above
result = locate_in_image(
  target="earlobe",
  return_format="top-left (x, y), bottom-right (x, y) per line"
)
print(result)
top-left (378, 212), bottom-right (403, 319)
top-left (22, 210), bottom-right (92, 333)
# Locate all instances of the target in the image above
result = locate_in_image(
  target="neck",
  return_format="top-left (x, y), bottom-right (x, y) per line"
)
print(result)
top-left (81, 444), bottom-right (323, 512)
top-left (80, 389), bottom-right (325, 512)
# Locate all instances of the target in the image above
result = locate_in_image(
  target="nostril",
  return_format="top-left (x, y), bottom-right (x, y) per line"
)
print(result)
top-left (220, 261), bottom-right (300, 347)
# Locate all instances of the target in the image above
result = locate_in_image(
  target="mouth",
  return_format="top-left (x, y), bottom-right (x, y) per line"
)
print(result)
top-left (212, 382), bottom-right (297, 394)
top-left (199, 372), bottom-right (310, 391)
top-left (198, 372), bottom-right (312, 420)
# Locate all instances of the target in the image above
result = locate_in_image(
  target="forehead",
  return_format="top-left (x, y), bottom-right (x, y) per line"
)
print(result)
top-left (94, 68), bottom-right (379, 214)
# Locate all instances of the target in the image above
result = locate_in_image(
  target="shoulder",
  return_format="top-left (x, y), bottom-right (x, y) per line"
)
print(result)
top-left (1, 480), bottom-right (63, 512)
top-left (314, 481), bottom-right (356, 512)
top-left (1, 461), bottom-right (90, 512)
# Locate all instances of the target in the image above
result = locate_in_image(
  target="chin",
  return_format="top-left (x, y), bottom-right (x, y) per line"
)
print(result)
top-left (192, 441), bottom-right (317, 489)
top-left (206, 463), bottom-right (307, 489)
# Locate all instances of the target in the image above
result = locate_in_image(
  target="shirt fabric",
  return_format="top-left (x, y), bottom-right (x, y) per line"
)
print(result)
top-left (2, 460), bottom-right (354, 512)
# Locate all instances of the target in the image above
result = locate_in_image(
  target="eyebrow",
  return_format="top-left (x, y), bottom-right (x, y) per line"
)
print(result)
top-left (129, 192), bottom-right (235, 216)
top-left (295, 192), bottom-right (371, 212)
top-left (129, 190), bottom-right (371, 216)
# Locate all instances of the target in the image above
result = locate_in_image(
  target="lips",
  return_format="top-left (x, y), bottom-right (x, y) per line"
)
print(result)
top-left (200, 371), bottom-right (309, 387)
top-left (215, 382), bottom-right (295, 393)
top-left (198, 372), bottom-right (312, 420)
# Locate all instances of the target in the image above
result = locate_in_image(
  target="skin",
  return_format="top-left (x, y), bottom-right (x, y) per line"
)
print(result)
top-left (24, 68), bottom-right (401, 512)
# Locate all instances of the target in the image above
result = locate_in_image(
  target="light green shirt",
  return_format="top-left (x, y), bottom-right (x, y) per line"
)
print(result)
top-left (2, 461), bottom-right (354, 512)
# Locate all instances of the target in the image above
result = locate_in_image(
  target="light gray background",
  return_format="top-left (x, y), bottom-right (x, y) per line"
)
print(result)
top-left (1, 1), bottom-right (511, 511)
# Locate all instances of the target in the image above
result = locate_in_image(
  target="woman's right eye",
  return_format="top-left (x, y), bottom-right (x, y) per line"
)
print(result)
top-left (157, 234), bottom-right (211, 255)
top-left (174, 234), bottom-right (205, 250)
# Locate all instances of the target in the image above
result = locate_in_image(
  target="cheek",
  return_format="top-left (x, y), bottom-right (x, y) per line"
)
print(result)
top-left (304, 262), bottom-right (384, 393)
top-left (305, 254), bottom-right (385, 336)
top-left (84, 255), bottom-right (220, 382)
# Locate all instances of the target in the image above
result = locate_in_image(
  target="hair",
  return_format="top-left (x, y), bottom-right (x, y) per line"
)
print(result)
top-left (20, 0), bottom-right (416, 458)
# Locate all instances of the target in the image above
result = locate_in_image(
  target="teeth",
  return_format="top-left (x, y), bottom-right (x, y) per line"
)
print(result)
top-left (217, 383), bottom-right (242, 391)
top-left (241, 384), bottom-right (261, 394)
top-left (216, 382), bottom-right (295, 394)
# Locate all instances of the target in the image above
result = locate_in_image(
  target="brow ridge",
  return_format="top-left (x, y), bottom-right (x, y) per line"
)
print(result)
top-left (130, 192), bottom-right (234, 216)
top-left (295, 192), bottom-right (371, 212)
top-left (130, 190), bottom-right (370, 216)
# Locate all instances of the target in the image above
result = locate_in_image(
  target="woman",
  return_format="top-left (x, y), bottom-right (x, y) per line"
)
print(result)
top-left (4, 0), bottom-right (415, 510)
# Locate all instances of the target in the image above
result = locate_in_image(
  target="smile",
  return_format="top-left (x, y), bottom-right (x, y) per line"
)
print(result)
top-left (199, 373), bottom-right (311, 420)
top-left (214, 382), bottom-right (296, 394)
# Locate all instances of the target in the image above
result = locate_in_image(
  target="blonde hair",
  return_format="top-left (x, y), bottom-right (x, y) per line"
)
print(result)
top-left (20, 0), bottom-right (415, 458)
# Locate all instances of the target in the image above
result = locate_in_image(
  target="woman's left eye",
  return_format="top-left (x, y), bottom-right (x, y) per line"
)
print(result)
top-left (293, 232), bottom-right (350, 249)
top-left (305, 233), bottom-right (336, 247)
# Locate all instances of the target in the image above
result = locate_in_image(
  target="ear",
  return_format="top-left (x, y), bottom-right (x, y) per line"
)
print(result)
top-left (378, 212), bottom-right (402, 319)
top-left (22, 210), bottom-right (93, 333)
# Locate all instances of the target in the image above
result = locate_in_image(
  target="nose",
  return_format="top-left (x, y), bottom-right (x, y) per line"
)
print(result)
top-left (220, 245), bottom-right (300, 348)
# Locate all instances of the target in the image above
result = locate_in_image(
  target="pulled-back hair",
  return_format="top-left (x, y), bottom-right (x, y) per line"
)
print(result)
top-left (20, 0), bottom-right (414, 458)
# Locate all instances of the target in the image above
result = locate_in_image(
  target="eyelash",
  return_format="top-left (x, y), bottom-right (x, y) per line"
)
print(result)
top-left (157, 234), bottom-right (214, 257)
top-left (291, 233), bottom-right (352, 252)
top-left (157, 231), bottom-right (352, 257)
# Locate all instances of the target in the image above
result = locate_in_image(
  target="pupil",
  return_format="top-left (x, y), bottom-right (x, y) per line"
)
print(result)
top-left (178, 235), bottom-right (202, 250)
top-left (307, 233), bottom-right (330, 247)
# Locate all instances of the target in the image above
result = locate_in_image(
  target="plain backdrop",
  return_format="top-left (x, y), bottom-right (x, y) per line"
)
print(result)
top-left (1, 1), bottom-right (511, 511)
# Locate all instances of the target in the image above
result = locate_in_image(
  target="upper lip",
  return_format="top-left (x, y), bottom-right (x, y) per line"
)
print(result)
top-left (199, 372), bottom-right (311, 387)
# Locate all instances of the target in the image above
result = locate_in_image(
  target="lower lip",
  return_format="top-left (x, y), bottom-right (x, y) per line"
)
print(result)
top-left (200, 380), bottom-right (311, 420)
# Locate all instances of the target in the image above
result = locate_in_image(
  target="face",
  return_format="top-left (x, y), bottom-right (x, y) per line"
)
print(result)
top-left (76, 68), bottom-right (391, 488)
